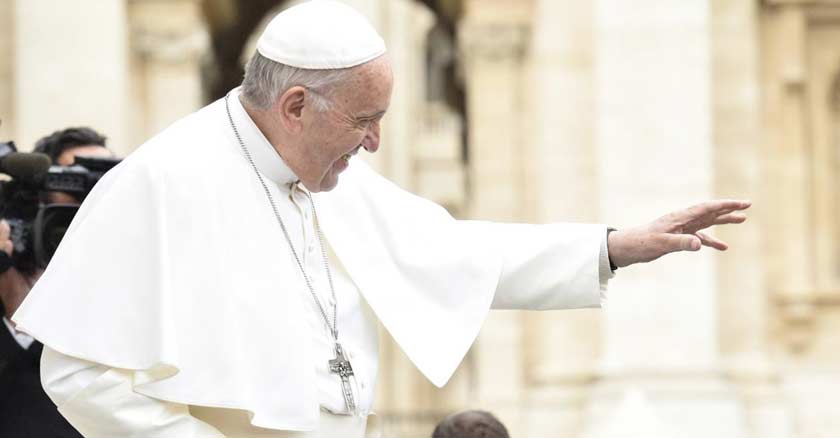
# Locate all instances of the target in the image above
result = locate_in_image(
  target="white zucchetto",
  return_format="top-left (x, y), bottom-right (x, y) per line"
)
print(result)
top-left (257, 0), bottom-right (387, 70)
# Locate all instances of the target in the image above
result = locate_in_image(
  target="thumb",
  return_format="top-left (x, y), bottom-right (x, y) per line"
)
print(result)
top-left (660, 233), bottom-right (701, 254)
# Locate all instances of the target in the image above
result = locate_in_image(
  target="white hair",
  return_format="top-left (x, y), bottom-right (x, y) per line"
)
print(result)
top-left (240, 52), bottom-right (355, 112)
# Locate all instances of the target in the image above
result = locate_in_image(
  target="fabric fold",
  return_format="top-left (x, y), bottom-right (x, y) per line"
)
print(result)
top-left (13, 96), bottom-right (506, 428)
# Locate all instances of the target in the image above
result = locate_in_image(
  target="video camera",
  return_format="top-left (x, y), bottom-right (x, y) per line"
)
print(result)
top-left (0, 140), bottom-right (120, 272)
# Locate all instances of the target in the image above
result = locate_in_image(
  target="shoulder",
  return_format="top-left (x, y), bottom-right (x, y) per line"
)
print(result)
top-left (115, 100), bottom-right (245, 186)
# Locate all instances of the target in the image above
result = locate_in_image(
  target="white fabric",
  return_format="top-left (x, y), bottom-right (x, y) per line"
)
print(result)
top-left (257, 0), bottom-right (386, 69)
top-left (40, 346), bottom-right (225, 438)
top-left (3, 316), bottom-right (35, 349)
top-left (287, 182), bottom-right (379, 416)
top-left (490, 224), bottom-right (613, 310)
top-left (600, 231), bottom-right (615, 298)
top-left (14, 87), bottom-right (608, 431)
top-left (41, 346), bottom-right (369, 438)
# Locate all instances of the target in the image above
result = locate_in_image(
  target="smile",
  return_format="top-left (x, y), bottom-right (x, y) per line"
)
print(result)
top-left (341, 145), bottom-right (362, 161)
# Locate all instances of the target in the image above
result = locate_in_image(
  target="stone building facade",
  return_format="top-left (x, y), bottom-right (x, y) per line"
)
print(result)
top-left (1, 0), bottom-right (839, 436)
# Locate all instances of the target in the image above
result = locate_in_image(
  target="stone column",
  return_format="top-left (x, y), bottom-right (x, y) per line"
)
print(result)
top-left (459, 1), bottom-right (532, 433)
top-left (712, 1), bottom-right (791, 437)
top-left (373, 0), bottom-right (430, 188)
top-left (0, 0), bottom-right (14, 142)
top-left (13, 0), bottom-right (130, 151)
top-left (582, 0), bottom-right (746, 436)
top-left (412, 21), bottom-right (467, 212)
top-left (520, 1), bottom-right (602, 437)
top-left (761, 2), bottom-right (840, 436)
top-left (460, 21), bottom-right (529, 222)
top-left (127, 0), bottom-right (207, 153)
top-left (761, 1), bottom-right (816, 351)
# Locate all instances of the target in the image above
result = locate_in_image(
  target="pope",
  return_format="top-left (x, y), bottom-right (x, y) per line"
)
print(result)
top-left (12, 1), bottom-right (750, 437)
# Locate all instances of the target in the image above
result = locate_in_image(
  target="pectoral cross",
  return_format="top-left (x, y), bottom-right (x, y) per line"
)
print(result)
top-left (328, 343), bottom-right (356, 414)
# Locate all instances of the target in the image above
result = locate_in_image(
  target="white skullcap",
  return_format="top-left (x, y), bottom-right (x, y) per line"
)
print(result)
top-left (257, 0), bottom-right (387, 70)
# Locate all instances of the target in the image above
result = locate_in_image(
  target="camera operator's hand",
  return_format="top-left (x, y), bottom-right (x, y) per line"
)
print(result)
top-left (0, 219), bottom-right (38, 321)
top-left (0, 219), bottom-right (13, 257)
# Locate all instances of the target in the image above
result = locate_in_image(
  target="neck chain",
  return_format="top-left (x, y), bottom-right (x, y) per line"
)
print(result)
top-left (224, 93), bottom-right (357, 414)
top-left (224, 93), bottom-right (338, 339)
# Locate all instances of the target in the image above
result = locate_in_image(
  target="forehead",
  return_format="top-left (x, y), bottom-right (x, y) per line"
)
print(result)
top-left (333, 58), bottom-right (393, 114)
top-left (56, 144), bottom-right (111, 166)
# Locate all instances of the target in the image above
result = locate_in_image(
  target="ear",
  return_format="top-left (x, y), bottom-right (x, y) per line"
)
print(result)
top-left (276, 86), bottom-right (307, 133)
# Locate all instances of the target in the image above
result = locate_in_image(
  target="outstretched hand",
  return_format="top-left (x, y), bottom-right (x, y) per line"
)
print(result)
top-left (607, 200), bottom-right (751, 268)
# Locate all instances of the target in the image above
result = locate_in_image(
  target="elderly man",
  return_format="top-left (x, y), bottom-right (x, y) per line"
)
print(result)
top-left (12, 1), bottom-right (749, 437)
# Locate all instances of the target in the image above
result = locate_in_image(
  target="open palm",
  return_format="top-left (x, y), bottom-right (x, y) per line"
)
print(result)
top-left (608, 200), bottom-right (751, 267)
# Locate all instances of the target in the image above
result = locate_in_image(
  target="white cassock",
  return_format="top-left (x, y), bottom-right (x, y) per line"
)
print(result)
top-left (12, 88), bottom-right (613, 437)
top-left (11, 0), bottom-right (613, 435)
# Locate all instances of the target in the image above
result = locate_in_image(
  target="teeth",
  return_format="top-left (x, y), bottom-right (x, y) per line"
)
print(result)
top-left (342, 146), bottom-right (361, 162)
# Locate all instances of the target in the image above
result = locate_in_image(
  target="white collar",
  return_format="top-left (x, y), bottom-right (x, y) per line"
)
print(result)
top-left (3, 316), bottom-right (35, 350)
top-left (227, 87), bottom-right (299, 187)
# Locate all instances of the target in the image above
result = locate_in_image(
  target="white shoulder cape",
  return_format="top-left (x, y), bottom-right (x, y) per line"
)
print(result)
top-left (13, 97), bottom-right (604, 430)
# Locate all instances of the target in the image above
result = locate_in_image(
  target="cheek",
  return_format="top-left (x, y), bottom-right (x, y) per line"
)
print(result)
top-left (310, 121), bottom-right (365, 164)
top-left (347, 130), bottom-right (368, 148)
top-left (329, 132), bottom-right (365, 158)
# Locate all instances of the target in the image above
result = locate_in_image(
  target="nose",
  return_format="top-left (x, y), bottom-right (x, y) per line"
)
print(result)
top-left (361, 122), bottom-right (380, 154)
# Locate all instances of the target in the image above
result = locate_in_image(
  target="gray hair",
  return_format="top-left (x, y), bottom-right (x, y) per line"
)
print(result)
top-left (240, 52), bottom-right (355, 112)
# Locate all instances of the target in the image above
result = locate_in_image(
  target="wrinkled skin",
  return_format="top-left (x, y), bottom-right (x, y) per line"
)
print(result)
top-left (246, 56), bottom-right (393, 192)
top-left (608, 199), bottom-right (751, 268)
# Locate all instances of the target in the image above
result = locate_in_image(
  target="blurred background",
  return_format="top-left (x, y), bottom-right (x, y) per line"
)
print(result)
top-left (1, 0), bottom-right (839, 437)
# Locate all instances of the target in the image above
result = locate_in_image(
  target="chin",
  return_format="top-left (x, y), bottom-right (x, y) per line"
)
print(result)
top-left (308, 174), bottom-right (339, 193)
top-left (318, 177), bottom-right (340, 192)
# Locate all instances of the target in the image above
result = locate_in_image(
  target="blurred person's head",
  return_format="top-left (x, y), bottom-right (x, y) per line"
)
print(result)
top-left (33, 127), bottom-right (114, 204)
top-left (432, 410), bottom-right (510, 438)
top-left (0, 127), bottom-right (115, 307)
top-left (34, 126), bottom-right (110, 166)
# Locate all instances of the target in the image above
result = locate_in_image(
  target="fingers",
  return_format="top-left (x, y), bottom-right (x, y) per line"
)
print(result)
top-left (629, 200), bottom-right (751, 264)
top-left (717, 199), bottom-right (751, 210)
top-left (701, 199), bottom-right (752, 214)
top-left (713, 212), bottom-right (747, 226)
top-left (684, 199), bottom-right (751, 220)
top-left (695, 231), bottom-right (728, 251)
top-left (660, 233), bottom-right (701, 255)
top-left (672, 201), bottom-right (750, 234)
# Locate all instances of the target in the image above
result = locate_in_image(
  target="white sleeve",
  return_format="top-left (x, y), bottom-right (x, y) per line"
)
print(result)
top-left (40, 346), bottom-right (225, 438)
top-left (490, 222), bottom-right (614, 310)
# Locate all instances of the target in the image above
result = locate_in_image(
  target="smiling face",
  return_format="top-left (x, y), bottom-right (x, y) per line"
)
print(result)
top-left (281, 57), bottom-right (393, 192)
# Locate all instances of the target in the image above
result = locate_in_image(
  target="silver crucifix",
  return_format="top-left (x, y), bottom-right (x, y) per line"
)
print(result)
top-left (328, 343), bottom-right (356, 414)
